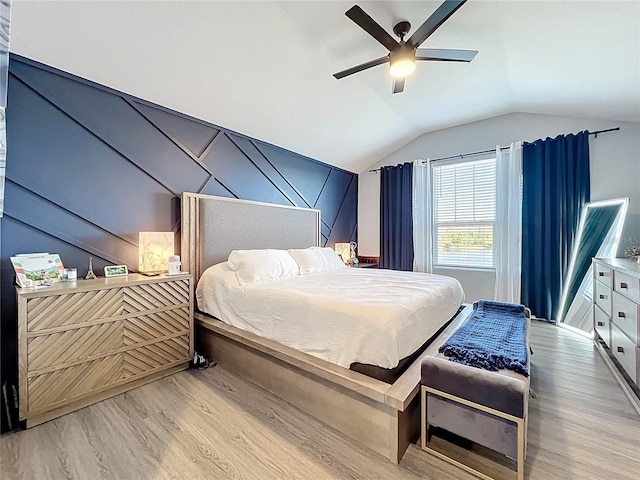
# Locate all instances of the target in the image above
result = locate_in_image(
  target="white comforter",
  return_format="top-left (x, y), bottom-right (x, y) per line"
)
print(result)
top-left (196, 263), bottom-right (464, 369)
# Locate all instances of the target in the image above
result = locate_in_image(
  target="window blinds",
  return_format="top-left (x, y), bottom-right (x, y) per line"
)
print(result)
top-left (432, 158), bottom-right (496, 268)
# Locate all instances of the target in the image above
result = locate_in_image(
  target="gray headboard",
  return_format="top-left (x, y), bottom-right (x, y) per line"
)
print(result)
top-left (181, 193), bottom-right (321, 283)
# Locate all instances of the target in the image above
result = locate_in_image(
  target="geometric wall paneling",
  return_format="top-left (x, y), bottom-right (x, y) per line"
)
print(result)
top-left (314, 168), bottom-right (354, 230)
top-left (321, 222), bottom-right (331, 243)
top-left (256, 141), bottom-right (332, 208)
top-left (132, 101), bottom-right (220, 160)
top-left (1, 53), bottom-right (357, 432)
top-left (226, 135), bottom-right (310, 208)
top-left (9, 61), bottom-right (209, 195)
top-left (197, 177), bottom-right (237, 200)
top-left (6, 76), bottom-right (177, 236)
top-left (326, 177), bottom-right (358, 247)
top-left (0, 215), bottom-right (126, 282)
top-left (200, 132), bottom-right (293, 205)
top-left (4, 181), bottom-right (138, 268)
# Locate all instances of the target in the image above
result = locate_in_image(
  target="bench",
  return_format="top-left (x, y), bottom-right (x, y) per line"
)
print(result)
top-left (420, 302), bottom-right (531, 480)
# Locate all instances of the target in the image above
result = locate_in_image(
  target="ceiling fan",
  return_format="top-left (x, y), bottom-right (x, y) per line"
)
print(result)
top-left (333, 0), bottom-right (478, 94)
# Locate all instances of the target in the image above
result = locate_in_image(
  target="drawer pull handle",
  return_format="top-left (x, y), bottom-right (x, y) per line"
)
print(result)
top-left (618, 312), bottom-right (625, 318)
top-left (619, 282), bottom-right (628, 289)
top-left (597, 321), bottom-right (605, 327)
top-left (598, 272), bottom-right (605, 277)
top-left (599, 294), bottom-right (607, 300)
top-left (617, 346), bottom-right (624, 353)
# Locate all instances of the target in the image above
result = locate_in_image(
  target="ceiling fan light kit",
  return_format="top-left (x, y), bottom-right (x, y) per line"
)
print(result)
top-left (333, 0), bottom-right (478, 93)
top-left (389, 46), bottom-right (416, 78)
top-left (390, 59), bottom-right (415, 78)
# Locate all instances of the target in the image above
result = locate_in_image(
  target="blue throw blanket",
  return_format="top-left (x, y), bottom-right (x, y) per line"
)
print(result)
top-left (439, 300), bottom-right (529, 376)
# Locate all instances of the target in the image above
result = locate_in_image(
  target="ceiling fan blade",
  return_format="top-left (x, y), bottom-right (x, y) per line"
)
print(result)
top-left (345, 5), bottom-right (398, 51)
top-left (415, 48), bottom-right (478, 62)
top-left (333, 56), bottom-right (389, 79)
top-left (407, 0), bottom-right (467, 48)
top-left (392, 77), bottom-right (405, 94)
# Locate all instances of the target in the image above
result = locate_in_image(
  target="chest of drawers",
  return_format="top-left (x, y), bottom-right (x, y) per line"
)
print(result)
top-left (17, 273), bottom-right (193, 427)
top-left (592, 258), bottom-right (640, 387)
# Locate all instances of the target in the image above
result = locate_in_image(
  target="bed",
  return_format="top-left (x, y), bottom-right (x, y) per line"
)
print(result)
top-left (196, 257), bottom-right (463, 376)
top-left (181, 192), bottom-right (468, 463)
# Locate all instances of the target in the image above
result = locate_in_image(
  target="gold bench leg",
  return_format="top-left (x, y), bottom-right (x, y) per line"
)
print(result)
top-left (421, 385), bottom-right (526, 480)
top-left (517, 416), bottom-right (525, 480)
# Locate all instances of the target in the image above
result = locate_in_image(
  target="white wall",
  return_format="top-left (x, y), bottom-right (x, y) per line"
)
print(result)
top-left (358, 112), bottom-right (640, 301)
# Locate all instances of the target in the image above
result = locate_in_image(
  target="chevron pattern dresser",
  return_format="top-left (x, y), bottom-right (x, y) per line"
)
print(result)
top-left (16, 273), bottom-right (193, 427)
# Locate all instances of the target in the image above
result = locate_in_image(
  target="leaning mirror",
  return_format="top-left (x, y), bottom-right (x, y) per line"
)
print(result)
top-left (558, 198), bottom-right (629, 331)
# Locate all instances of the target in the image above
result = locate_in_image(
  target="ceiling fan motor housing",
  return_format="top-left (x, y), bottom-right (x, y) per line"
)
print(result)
top-left (390, 43), bottom-right (416, 63)
top-left (393, 21), bottom-right (412, 40)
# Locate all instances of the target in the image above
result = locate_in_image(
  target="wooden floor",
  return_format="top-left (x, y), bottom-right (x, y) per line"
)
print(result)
top-left (1, 322), bottom-right (639, 480)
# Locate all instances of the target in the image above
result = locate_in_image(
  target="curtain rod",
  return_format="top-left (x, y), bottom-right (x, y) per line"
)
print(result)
top-left (368, 127), bottom-right (620, 173)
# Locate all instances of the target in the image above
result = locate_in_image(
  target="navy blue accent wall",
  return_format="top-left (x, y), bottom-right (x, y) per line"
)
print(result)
top-left (0, 54), bottom-right (357, 431)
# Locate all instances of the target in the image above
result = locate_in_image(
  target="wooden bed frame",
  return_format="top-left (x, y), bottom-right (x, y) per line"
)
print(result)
top-left (181, 192), bottom-right (469, 463)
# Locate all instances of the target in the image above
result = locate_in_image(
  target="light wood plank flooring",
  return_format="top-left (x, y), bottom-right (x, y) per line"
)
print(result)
top-left (1, 322), bottom-right (639, 480)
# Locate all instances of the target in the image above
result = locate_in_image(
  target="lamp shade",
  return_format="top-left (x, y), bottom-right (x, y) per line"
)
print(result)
top-left (138, 232), bottom-right (174, 274)
top-left (334, 243), bottom-right (351, 264)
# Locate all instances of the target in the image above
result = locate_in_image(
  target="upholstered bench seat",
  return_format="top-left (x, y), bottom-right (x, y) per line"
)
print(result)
top-left (420, 303), bottom-right (531, 480)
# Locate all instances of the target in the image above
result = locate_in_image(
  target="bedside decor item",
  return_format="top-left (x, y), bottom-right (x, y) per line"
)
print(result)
top-left (139, 231), bottom-right (174, 275)
top-left (350, 241), bottom-right (358, 263)
top-left (167, 255), bottom-right (182, 275)
top-left (10, 253), bottom-right (65, 287)
top-left (104, 265), bottom-right (129, 277)
top-left (61, 268), bottom-right (77, 282)
top-left (84, 256), bottom-right (97, 279)
top-left (624, 246), bottom-right (640, 264)
top-left (334, 242), bottom-right (352, 265)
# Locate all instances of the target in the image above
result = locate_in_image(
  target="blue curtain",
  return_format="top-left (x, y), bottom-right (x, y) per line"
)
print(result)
top-left (380, 162), bottom-right (413, 270)
top-left (521, 131), bottom-right (590, 320)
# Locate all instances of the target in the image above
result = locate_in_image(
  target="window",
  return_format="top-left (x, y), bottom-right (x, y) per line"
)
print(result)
top-left (432, 158), bottom-right (496, 268)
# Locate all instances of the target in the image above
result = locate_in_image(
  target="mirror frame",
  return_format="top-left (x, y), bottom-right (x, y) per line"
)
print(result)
top-left (557, 197), bottom-right (629, 324)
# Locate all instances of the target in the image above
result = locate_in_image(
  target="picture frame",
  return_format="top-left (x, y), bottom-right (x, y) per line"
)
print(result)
top-left (104, 265), bottom-right (128, 277)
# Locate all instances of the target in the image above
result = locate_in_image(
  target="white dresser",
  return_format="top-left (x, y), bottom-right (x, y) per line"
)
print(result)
top-left (592, 257), bottom-right (640, 387)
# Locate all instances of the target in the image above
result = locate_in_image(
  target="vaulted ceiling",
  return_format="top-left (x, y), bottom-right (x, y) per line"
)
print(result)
top-left (10, 1), bottom-right (640, 173)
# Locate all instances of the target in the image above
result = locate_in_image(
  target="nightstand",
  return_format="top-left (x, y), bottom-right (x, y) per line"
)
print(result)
top-left (16, 273), bottom-right (193, 427)
top-left (353, 262), bottom-right (377, 268)
top-left (356, 256), bottom-right (379, 268)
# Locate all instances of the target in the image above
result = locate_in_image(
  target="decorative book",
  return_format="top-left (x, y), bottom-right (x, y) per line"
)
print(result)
top-left (10, 253), bottom-right (65, 287)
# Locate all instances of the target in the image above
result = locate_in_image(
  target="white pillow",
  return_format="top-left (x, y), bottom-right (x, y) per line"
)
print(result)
top-left (288, 248), bottom-right (326, 274)
top-left (227, 249), bottom-right (299, 285)
top-left (312, 246), bottom-right (348, 271)
top-left (288, 247), bottom-right (347, 274)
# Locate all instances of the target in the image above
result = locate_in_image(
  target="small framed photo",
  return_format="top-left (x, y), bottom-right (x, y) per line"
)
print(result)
top-left (104, 265), bottom-right (129, 277)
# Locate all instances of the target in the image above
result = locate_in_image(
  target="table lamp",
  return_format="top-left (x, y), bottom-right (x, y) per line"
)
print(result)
top-left (138, 232), bottom-right (174, 275)
top-left (334, 243), bottom-right (352, 265)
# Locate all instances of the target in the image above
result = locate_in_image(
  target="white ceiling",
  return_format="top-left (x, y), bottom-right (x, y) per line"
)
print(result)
top-left (9, 1), bottom-right (640, 173)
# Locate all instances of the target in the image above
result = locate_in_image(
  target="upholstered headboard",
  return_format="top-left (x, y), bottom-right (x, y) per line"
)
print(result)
top-left (181, 193), bottom-right (321, 283)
